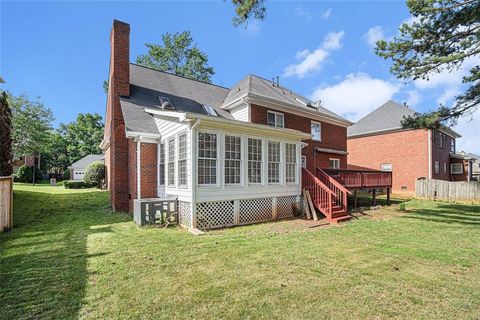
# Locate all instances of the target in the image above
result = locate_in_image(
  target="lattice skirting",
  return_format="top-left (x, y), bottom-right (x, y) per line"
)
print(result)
top-left (178, 201), bottom-right (193, 229)
top-left (195, 196), bottom-right (300, 230)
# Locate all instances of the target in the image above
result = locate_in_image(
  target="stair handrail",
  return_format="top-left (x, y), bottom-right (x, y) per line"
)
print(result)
top-left (316, 168), bottom-right (352, 195)
top-left (302, 168), bottom-right (334, 219)
top-left (303, 168), bottom-right (334, 196)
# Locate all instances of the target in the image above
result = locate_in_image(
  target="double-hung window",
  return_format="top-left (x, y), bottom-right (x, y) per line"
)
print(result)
top-left (439, 133), bottom-right (444, 148)
top-left (434, 160), bottom-right (440, 174)
top-left (451, 139), bottom-right (455, 153)
top-left (248, 138), bottom-right (262, 184)
top-left (443, 162), bottom-right (447, 174)
top-left (159, 143), bottom-right (165, 185)
top-left (178, 133), bottom-right (187, 187)
top-left (267, 111), bottom-right (284, 128)
top-left (381, 163), bottom-right (392, 172)
top-left (285, 143), bottom-right (297, 183)
top-left (198, 132), bottom-right (217, 185)
top-left (168, 138), bottom-right (175, 186)
top-left (451, 163), bottom-right (463, 174)
top-left (329, 158), bottom-right (340, 169)
top-left (311, 121), bottom-right (321, 141)
top-left (268, 141), bottom-right (281, 183)
top-left (225, 135), bottom-right (241, 184)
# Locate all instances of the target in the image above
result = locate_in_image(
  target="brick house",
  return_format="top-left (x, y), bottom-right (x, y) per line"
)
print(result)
top-left (12, 155), bottom-right (40, 173)
top-left (347, 100), bottom-right (472, 193)
top-left (101, 20), bottom-right (353, 230)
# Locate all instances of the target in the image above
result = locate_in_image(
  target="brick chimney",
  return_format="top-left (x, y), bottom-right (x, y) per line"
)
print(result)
top-left (105, 20), bottom-right (130, 212)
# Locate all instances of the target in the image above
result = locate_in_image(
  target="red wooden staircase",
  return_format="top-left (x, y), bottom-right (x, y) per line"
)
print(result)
top-left (301, 168), bottom-right (351, 223)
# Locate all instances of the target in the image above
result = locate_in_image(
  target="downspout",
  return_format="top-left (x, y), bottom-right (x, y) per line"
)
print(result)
top-left (428, 129), bottom-right (432, 179)
top-left (136, 137), bottom-right (141, 200)
top-left (190, 119), bottom-right (201, 230)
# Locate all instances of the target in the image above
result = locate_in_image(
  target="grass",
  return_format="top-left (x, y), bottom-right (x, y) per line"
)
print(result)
top-left (1, 184), bottom-right (480, 319)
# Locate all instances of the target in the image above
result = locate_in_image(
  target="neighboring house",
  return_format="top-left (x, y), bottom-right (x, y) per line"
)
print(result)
top-left (101, 20), bottom-right (354, 231)
top-left (347, 100), bottom-right (472, 193)
top-left (68, 155), bottom-right (104, 181)
top-left (12, 155), bottom-right (40, 173)
top-left (450, 152), bottom-right (478, 182)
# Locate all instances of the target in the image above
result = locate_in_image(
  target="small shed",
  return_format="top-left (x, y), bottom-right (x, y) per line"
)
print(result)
top-left (68, 154), bottom-right (104, 181)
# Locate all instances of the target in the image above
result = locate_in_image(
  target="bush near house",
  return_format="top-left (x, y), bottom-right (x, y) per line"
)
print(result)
top-left (63, 180), bottom-right (95, 189)
top-left (63, 169), bottom-right (70, 180)
top-left (83, 162), bottom-right (105, 188)
top-left (14, 165), bottom-right (43, 183)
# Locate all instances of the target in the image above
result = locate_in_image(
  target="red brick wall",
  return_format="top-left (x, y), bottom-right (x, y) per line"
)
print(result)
top-left (127, 141), bottom-right (158, 213)
top-left (347, 129), bottom-right (429, 193)
top-left (250, 104), bottom-right (348, 172)
top-left (107, 20), bottom-right (130, 212)
top-left (431, 129), bottom-right (454, 181)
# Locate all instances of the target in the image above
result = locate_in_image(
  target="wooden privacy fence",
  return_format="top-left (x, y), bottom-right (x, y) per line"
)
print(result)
top-left (416, 179), bottom-right (480, 204)
top-left (0, 176), bottom-right (13, 232)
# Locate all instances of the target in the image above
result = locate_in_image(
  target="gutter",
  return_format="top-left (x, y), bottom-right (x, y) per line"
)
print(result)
top-left (190, 119), bottom-right (201, 230)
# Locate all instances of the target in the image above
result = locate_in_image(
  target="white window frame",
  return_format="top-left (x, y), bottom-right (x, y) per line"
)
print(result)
top-left (434, 160), bottom-right (440, 174)
top-left (267, 111), bottom-right (284, 128)
top-left (439, 133), bottom-right (444, 148)
top-left (158, 142), bottom-right (165, 186)
top-left (224, 134), bottom-right (242, 185)
top-left (197, 131), bottom-right (218, 186)
top-left (248, 137), bottom-right (263, 184)
top-left (451, 163), bottom-right (463, 174)
top-left (167, 137), bottom-right (175, 187)
top-left (267, 141), bottom-right (281, 184)
top-left (381, 163), bottom-right (392, 172)
top-left (443, 162), bottom-right (447, 174)
top-left (329, 158), bottom-right (340, 169)
top-left (311, 121), bottom-right (322, 142)
top-left (177, 132), bottom-right (187, 187)
top-left (285, 143), bottom-right (297, 184)
top-left (451, 139), bottom-right (455, 153)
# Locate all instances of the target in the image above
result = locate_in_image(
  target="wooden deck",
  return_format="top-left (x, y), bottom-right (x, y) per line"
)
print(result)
top-left (320, 168), bottom-right (392, 190)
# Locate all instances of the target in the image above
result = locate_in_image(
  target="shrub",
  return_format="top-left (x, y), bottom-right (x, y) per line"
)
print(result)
top-left (63, 180), bottom-right (95, 189)
top-left (84, 162), bottom-right (106, 188)
top-left (33, 167), bottom-right (43, 182)
top-left (15, 165), bottom-right (32, 183)
top-left (398, 203), bottom-right (406, 211)
top-left (63, 169), bottom-right (70, 180)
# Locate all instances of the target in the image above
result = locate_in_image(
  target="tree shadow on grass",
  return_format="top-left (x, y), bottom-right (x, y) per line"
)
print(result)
top-left (0, 189), bottom-right (129, 319)
top-left (403, 203), bottom-right (480, 227)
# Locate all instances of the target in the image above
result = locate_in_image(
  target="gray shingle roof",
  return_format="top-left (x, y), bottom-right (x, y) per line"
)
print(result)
top-left (223, 75), bottom-right (349, 123)
top-left (69, 154), bottom-right (104, 169)
top-left (347, 100), bottom-right (417, 137)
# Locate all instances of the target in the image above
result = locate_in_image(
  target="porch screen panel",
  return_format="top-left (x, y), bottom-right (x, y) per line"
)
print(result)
top-left (178, 133), bottom-right (187, 186)
top-left (285, 143), bottom-right (297, 183)
top-left (168, 138), bottom-right (175, 186)
top-left (268, 141), bottom-right (280, 183)
top-left (225, 135), bottom-right (241, 184)
top-left (248, 138), bottom-right (262, 184)
top-left (198, 132), bottom-right (217, 185)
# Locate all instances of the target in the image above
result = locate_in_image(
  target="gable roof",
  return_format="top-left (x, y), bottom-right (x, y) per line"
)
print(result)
top-left (223, 74), bottom-right (350, 124)
top-left (69, 154), bottom-right (104, 169)
top-left (347, 100), bottom-right (417, 137)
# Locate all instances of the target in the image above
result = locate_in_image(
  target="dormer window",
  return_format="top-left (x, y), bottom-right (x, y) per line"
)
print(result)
top-left (267, 111), bottom-right (284, 128)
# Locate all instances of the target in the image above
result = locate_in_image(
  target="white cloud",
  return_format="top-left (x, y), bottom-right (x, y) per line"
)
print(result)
top-left (283, 31), bottom-right (345, 78)
top-left (321, 8), bottom-right (332, 19)
top-left (406, 90), bottom-right (422, 107)
top-left (453, 109), bottom-right (480, 154)
top-left (311, 72), bottom-right (400, 121)
top-left (364, 26), bottom-right (385, 47)
top-left (294, 7), bottom-right (312, 22)
top-left (436, 87), bottom-right (460, 105)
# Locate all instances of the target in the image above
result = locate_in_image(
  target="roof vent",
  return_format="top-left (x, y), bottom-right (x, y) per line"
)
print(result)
top-left (157, 96), bottom-right (175, 110)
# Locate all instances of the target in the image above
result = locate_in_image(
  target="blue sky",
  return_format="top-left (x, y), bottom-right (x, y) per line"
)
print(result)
top-left (1, 1), bottom-right (478, 153)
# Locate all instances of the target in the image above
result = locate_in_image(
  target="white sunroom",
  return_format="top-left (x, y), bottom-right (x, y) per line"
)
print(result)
top-left (132, 108), bottom-right (310, 231)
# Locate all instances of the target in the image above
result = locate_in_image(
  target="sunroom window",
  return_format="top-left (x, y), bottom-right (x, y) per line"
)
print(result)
top-left (248, 138), bottom-right (262, 183)
top-left (285, 143), bottom-right (297, 183)
top-left (225, 135), bottom-right (241, 184)
top-left (178, 133), bottom-right (187, 186)
top-left (268, 141), bottom-right (281, 183)
top-left (168, 138), bottom-right (175, 186)
top-left (198, 132), bottom-right (217, 185)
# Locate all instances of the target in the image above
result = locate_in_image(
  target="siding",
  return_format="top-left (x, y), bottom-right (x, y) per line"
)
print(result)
top-left (230, 104), bottom-right (249, 122)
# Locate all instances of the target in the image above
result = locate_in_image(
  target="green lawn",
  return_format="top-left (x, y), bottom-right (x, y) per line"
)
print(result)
top-left (1, 184), bottom-right (480, 319)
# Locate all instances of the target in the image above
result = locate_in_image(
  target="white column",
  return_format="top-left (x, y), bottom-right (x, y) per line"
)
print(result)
top-left (137, 138), bottom-right (141, 200)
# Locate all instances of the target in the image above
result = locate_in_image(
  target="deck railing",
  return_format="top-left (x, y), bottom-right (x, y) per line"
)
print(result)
top-left (316, 168), bottom-right (351, 213)
top-left (302, 168), bottom-right (333, 219)
top-left (322, 168), bottom-right (392, 189)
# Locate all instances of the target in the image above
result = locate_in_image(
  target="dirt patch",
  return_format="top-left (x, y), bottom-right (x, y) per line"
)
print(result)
top-left (350, 205), bottom-right (406, 221)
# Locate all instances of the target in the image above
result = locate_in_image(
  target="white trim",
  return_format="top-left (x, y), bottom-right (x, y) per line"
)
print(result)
top-left (329, 158), bottom-right (340, 169)
top-left (451, 163), bottom-right (463, 174)
top-left (125, 130), bottom-right (161, 139)
top-left (267, 110), bottom-right (285, 128)
top-left (136, 139), bottom-right (141, 200)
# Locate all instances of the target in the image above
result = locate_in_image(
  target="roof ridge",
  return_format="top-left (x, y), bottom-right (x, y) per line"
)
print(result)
top-left (129, 63), bottom-right (230, 90)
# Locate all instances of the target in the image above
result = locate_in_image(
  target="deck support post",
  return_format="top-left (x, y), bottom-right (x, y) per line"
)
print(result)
top-left (386, 188), bottom-right (391, 205)
top-left (372, 189), bottom-right (377, 206)
top-left (353, 190), bottom-right (357, 208)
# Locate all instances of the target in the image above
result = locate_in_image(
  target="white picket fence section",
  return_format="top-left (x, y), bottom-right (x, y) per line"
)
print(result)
top-left (0, 176), bottom-right (13, 232)
top-left (416, 179), bottom-right (480, 204)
